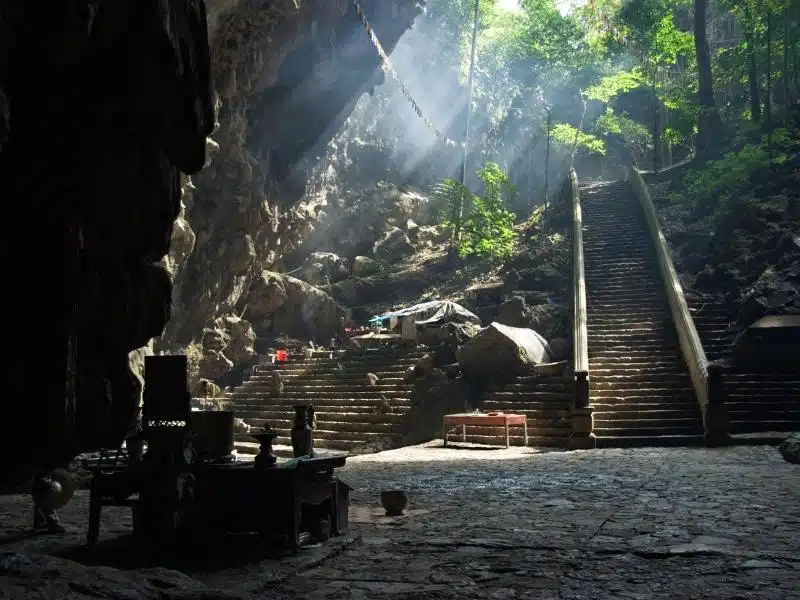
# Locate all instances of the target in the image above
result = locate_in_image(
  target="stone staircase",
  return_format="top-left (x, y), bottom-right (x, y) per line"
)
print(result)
top-left (581, 181), bottom-right (705, 447)
top-left (226, 348), bottom-right (426, 454)
top-left (690, 302), bottom-right (800, 434)
top-left (448, 374), bottom-right (573, 447)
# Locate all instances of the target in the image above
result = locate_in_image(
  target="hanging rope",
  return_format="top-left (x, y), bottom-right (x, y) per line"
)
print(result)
top-left (352, 0), bottom-right (463, 148)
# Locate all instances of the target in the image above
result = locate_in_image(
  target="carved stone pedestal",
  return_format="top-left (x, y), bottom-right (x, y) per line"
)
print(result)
top-left (568, 407), bottom-right (596, 450)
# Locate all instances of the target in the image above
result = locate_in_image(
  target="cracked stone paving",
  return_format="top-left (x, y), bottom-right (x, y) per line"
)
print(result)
top-left (1, 443), bottom-right (798, 599)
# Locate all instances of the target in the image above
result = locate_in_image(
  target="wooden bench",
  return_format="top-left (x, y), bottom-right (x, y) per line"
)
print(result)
top-left (442, 413), bottom-right (528, 448)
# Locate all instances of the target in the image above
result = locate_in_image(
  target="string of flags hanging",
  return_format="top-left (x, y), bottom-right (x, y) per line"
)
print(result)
top-left (352, 0), bottom-right (463, 148)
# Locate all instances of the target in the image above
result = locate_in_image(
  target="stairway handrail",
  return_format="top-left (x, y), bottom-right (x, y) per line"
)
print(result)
top-left (568, 168), bottom-right (590, 408)
top-left (626, 166), bottom-right (712, 427)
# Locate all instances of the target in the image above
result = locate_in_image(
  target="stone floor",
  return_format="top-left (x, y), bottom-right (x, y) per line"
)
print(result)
top-left (1, 442), bottom-right (799, 599)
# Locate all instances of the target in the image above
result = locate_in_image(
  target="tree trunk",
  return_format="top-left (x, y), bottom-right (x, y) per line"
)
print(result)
top-left (652, 66), bottom-right (660, 171)
top-left (765, 12), bottom-right (772, 130)
top-left (784, 6), bottom-right (790, 127)
top-left (746, 3), bottom-right (762, 121)
top-left (693, 0), bottom-right (723, 158)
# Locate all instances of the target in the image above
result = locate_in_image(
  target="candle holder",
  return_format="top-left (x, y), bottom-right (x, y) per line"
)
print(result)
top-left (250, 427), bottom-right (278, 469)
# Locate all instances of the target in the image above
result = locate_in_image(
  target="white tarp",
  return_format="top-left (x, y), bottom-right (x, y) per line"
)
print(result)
top-left (458, 322), bottom-right (551, 377)
top-left (370, 300), bottom-right (480, 327)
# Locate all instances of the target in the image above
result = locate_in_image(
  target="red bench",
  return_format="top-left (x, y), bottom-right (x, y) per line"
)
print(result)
top-left (442, 413), bottom-right (528, 448)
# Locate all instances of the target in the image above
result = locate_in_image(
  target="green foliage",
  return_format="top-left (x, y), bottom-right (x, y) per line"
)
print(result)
top-left (429, 178), bottom-right (472, 222)
top-left (459, 162), bottom-right (518, 259)
top-left (551, 122), bottom-right (606, 155)
top-left (595, 108), bottom-right (652, 155)
top-left (668, 129), bottom-right (792, 209)
top-left (430, 162), bottom-right (517, 260)
top-left (584, 70), bottom-right (646, 103)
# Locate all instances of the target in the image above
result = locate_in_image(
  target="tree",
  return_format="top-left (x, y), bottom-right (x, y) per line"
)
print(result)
top-left (694, 0), bottom-right (725, 158)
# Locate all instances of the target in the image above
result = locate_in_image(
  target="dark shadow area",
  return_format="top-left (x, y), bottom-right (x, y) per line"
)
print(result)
top-left (54, 532), bottom-right (304, 574)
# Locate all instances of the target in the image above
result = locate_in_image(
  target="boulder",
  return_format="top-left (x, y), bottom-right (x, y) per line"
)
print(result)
top-left (405, 218), bottom-right (421, 242)
top-left (458, 322), bottom-right (551, 379)
top-left (352, 255), bottom-right (379, 277)
top-left (329, 277), bottom-right (377, 306)
top-left (213, 315), bottom-right (257, 364)
top-left (438, 322), bottom-right (477, 347)
top-left (738, 266), bottom-right (800, 328)
top-left (373, 226), bottom-right (415, 262)
top-left (526, 303), bottom-right (569, 340)
top-left (247, 271), bottom-right (289, 318)
top-left (201, 327), bottom-right (229, 353)
top-left (197, 350), bottom-right (234, 381)
top-left (778, 433), bottom-right (800, 464)
top-left (196, 378), bottom-right (222, 397)
top-left (302, 252), bottom-right (349, 286)
top-left (548, 337), bottom-right (571, 361)
top-left (496, 296), bottom-right (528, 328)
top-left (246, 271), bottom-right (346, 343)
top-left (414, 353), bottom-right (435, 376)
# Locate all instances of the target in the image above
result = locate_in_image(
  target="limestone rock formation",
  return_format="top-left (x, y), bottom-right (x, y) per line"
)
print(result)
top-left (164, 0), bottom-right (424, 351)
top-left (352, 255), bottom-right (380, 276)
top-left (458, 323), bottom-right (552, 379)
top-left (0, 2), bottom-right (214, 484)
top-left (373, 226), bottom-right (416, 262)
top-left (302, 251), bottom-right (349, 286)
top-left (246, 271), bottom-right (346, 345)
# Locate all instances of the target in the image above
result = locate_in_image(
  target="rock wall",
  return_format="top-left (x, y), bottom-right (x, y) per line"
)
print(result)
top-left (162, 0), bottom-right (424, 351)
top-left (0, 0), bottom-right (421, 484)
top-left (0, 1), bottom-right (214, 484)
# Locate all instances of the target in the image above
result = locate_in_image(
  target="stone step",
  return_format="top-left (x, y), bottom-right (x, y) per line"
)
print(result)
top-left (226, 388), bottom-right (408, 405)
top-left (236, 438), bottom-right (363, 452)
top-left (591, 406), bottom-right (699, 417)
top-left (593, 417), bottom-right (702, 431)
top-left (242, 411), bottom-right (408, 425)
top-left (728, 421), bottom-right (800, 434)
top-left (587, 307), bottom-right (672, 316)
top-left (590, 388), bottom-right (695, 398)
top-left (231, 398), bottom-right (411, 410)
top-left (235, 429), bottom-right (402, 443)
top-left (588, 344), bottom-right (679, 353)
top-left (588, 318), bottom-right (671, 327)
top-left (589, 366), bottom-right (686, 377)
top-left (231, 383), bottom-right (411, 393)
top-left (248, 373), bottom-right (411, 381)
top-left (594, 434), bottom-right (705, 448)
top-left (253, 365), bottom-right (417, 376)
top-left (239, 419), bottom-right (400, 434)
top-left (590, 349), bottom-right (681, 358)
top-left (594, 423), bottom-right (704, 437)
top-left (725, 373), bottom-right (800, 383)
top-left (589, 358), bottom-right (683, 367)
top-left (587, 334), bottom-right (676, 344)
top-left (483, 392), bottom-right (572, 403)
top-left (591, 373), bottom-right (691, 384)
